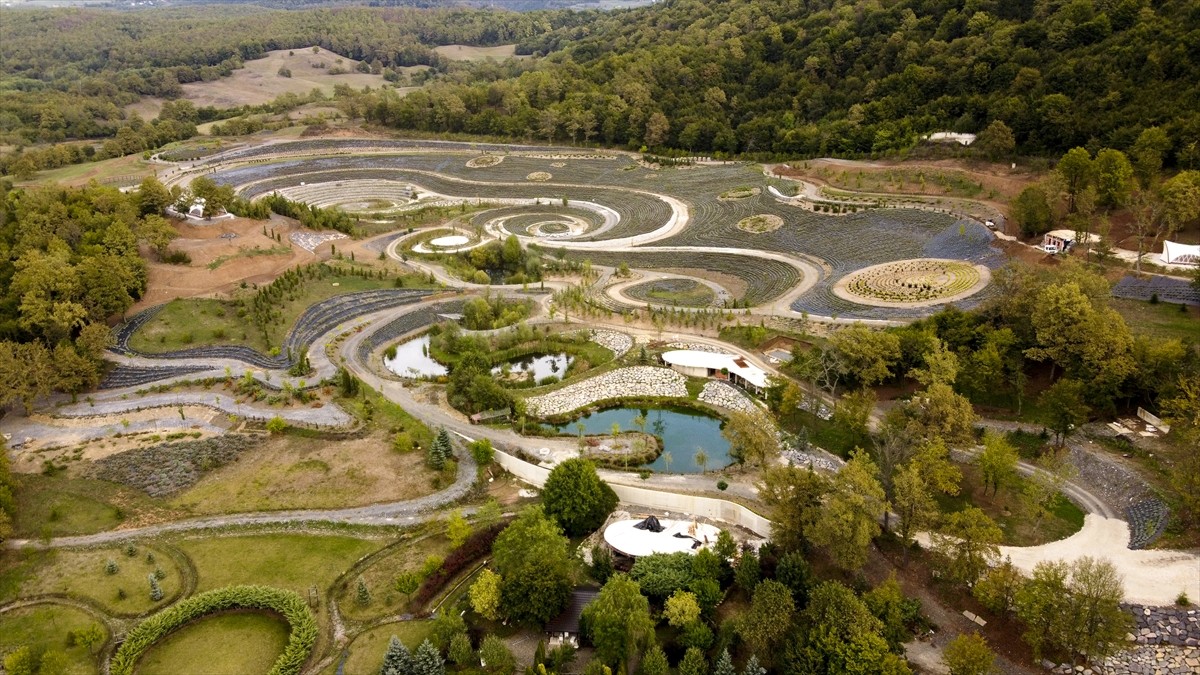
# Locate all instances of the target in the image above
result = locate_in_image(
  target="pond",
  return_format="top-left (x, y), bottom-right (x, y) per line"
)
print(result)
top-left (553, 406), bottom-right (732, 474)
top-left (383, 335), bottom-right (447, 378)
top-left (492, 352), bottom-right (573, 382)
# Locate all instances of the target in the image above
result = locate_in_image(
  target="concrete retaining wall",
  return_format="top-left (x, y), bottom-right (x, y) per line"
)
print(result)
top-left (493, 449), bottom-right (773, 538)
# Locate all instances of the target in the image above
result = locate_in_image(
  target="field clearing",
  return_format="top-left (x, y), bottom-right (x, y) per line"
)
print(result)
top-left (180, 47), bottom-right (393, 109)
top-left (335, 535), bottom-right (453, 622)
top-left (326, 621), bottom-right (434, 675)
top-left (135, 215), bottom-right (317, 311)
top-left (179, 533), bottom-right (382, 595)
top-left (135, 611), bottom-right (289, 675)
top-left (0, 544), bottom-right (181, 614)
top-left (30, 153), bottom-right (155, 188)
top-left (131, 268), bottom-right (399, 353)
top-left (433, 44), bottom-right (526, 61)
top-left (1110, 298), bottom-right (1200, 344)
top-left (8, 472), bottom-right (181, 538)
top-left (170, 432), bottom-right (440, 514)
top-left (0, 605), bottom-right (102, 675)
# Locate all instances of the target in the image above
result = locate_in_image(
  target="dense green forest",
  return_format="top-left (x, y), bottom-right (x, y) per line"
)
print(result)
top-left (3, 0), bottom-right (1199, 170)
top-left (0, 179), bottom-right (178, 410)
top-left (361, 0), bottom-right (1200, 160)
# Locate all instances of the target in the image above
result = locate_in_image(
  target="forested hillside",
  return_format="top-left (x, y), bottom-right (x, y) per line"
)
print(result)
top-left (0, 6), bottom-right (586, 149)
top-left (369, 0), bottom-right (1200, 160)
top-left (2, 0), bottom-right (1199, 165)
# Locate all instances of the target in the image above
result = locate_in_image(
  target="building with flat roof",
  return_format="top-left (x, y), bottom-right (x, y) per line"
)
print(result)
top-left (603, 516), bottom-right (722, 558)
top-left (660, 349), bottom-right (769, 395)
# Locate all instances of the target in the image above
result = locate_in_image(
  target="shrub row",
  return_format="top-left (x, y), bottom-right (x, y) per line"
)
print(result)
top-left (110, 585), bottom-right (317, 675)
top-left (408, 522), bottom-right (507, 612)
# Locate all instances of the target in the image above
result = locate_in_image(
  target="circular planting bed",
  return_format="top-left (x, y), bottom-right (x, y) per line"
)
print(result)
top-left (719, 186), bottom-right (761, 200)
top-left (624, 278), bottom-right (718, 307)
top-left (428, 235), bottom-right (470, 248)
top-left (110, 585), bottom-right (317, 675)
top-left (526, 171), bottom-right (553, 181)
top-left (465, 155), bottom-right (503, 168)
top-left (736, 214), bottom-right (784, 234)
top-left (833, 258), bottom-right (990, 307)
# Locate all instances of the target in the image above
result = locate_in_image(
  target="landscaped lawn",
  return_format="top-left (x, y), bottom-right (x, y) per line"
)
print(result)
top-left (0, 544), bottom-right (181, 614)
top-left (330, 620), bottom-right (434, 675)
top-left (135, 611), bottom-right (290, 675)
top-left (1111, 298), bottom-right (1200, 345)
top-left (0, 604), bottom-right (104, 675)
top-left (11, 474), bottom-right (173, 539)
top-left (179, 533), bottom-right (384, 595)
top-left (335, 535), bottom-right (453, 622)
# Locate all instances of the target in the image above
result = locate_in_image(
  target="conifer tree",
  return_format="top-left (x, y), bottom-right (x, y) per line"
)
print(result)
top-left (356, 576), bottom-right (371, 606)
top-left (413, 639), bottom-right (445, 675)
top-left (381, 636), bottom-right (413, 675)
top-left (713, 650), bottom-right (735, 675)
top-left (148, 574), bottom-right (163, 602)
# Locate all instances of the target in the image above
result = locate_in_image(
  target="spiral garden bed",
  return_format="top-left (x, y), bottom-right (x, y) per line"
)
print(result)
top-left (466, 155), bottom-right (503, 168)
top-left (832, 258), bottom-right (989, 307)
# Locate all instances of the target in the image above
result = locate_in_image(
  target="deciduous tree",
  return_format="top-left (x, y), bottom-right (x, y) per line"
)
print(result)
top-left (932, 507), bottom-right (1003, 586)
top-left (737, 579), bottom-right (795, 656)
top-left (943, 633), bottom-right (997, 675)
top-left (541, 458), bottom-right (617, 536)
top-left (811, 450), bottom-right (886, 571)
top-left (583, 574), bottom-right (654, 671)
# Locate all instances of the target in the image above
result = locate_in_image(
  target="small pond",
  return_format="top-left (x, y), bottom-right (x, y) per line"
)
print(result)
top-left (492, 353), bottom-right (573, 382)
top-left (552, 406), bottom-right (731, 474)
top-left (383, 335), bottom-right (447, 378)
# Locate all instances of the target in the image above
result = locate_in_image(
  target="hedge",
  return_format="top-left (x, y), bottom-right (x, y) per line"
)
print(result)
top-left (408, 522), bottom-right (507, 612)
top-left (110, 585), bottom-right (317, 675)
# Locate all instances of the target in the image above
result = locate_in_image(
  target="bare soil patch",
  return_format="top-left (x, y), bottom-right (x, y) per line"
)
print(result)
top-left (180, 47), bottom-right (395, 109)
top-left (168, 431), bottom-right (440, 514)
top-left (432, 44), bottom-right (526, 61)
top-left (784, 157), bottom-right (1039, 203)
top-left (136, 215), bottom-right (315, 310)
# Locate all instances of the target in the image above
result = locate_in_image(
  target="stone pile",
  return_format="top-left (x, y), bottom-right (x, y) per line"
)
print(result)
top-left (1088, 645), bottom-right (1199, 674)
top-left (781, 448), bottom-right (843, 473)
top-left (526, 367), bottom-right (686, 417)
top-left (698, 381), bottom-right (759, 415)
top-left (667, 342), bottom-right (727, 354)
top-left (1043, 607), bottom-right (1200, 674)
top-left (1126, 605), bottom-right (1200, 646)
top-left (590, 329), bottom-right (633, 357)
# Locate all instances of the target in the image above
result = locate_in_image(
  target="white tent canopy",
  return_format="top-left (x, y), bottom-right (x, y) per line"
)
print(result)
top-left (1163, 241), bottom-right (1200, 265)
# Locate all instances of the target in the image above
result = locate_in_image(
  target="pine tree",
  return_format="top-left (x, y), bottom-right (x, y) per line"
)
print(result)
top-left (154, 567), bottom-right (166, 580)
top-left (105, 559), bottom-right (118, 575)
top-left (381, 635), bottom-right (413, 675)
top-left (413, 639), bottom-right (445, 675)
top-left (742, 655), bottom-right (764, 675)
top-left (428, 428), bottom-right (451, 470)
top-left (713, 649), bottom-right (735, 675)
top-left (148, 574), bottom-right (163, 602)
top-left (356, 576), bottom-right (371, 606)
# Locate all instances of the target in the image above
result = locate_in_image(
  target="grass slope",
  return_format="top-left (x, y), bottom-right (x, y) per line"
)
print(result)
top-left (134, 612), bottom-right (290, 675)
top-left (181, 534), bottom-right (382, 595)
top-left (0, 605), bottom-right (104, 675)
